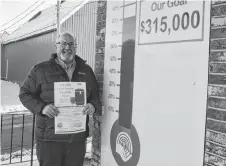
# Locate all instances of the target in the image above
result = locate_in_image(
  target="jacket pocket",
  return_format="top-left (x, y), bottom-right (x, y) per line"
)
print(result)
top-left (35, 116), bottom-right (45, 139)
top-left (35, 115), bottom-right (45, 129)
top-left (45, 117), bottom-right (54, 129)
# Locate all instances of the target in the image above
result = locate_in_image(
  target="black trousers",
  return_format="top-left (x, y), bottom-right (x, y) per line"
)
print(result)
top-left (36, 139), bottom-right (86, 166)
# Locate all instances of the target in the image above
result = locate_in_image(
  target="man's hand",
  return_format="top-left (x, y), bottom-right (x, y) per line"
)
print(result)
top-left (82, 103), bottom-right (95, 115)
top-left (42, 104), bottom-right (59, 118)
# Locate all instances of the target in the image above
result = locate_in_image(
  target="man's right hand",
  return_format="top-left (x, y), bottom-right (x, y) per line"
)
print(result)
top-left (42, 104), bottom-right (59, 118)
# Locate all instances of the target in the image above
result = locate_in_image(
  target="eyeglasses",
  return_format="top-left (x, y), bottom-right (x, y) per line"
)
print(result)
top-left (56, 42), bottom-right (77, 47)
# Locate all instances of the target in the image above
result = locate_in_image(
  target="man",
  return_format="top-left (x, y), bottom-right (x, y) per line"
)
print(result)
top-left (19, 32), bottom-right (101, 166)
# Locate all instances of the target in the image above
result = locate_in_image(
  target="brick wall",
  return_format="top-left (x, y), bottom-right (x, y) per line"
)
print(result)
top-left (91, 1), bottom-right (106, 166)
top-left (204, 1), bottom-right (226, 165)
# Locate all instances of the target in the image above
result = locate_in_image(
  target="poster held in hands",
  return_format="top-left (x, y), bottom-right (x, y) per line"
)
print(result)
top-left (54, 82), bottom-right (87, 134)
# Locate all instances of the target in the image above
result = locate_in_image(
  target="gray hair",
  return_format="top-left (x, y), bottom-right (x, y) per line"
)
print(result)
top-left (56, 32), bottom-right (76, 43)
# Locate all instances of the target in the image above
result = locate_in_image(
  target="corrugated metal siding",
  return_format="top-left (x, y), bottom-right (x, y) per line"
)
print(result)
top-left (61, 1), bottom-right (98, 69)
top-left (3, 32), bottom-right (56, 84)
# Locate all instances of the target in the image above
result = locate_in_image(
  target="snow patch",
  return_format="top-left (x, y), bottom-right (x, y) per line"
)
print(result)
top-left (1, 80), bottom-right (27, 114)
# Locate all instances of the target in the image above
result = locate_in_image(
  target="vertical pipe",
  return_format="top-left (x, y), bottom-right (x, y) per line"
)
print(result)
top-left (6, 59), bottom-right (8, 80)
top-left (20, 114), bottom-right (25, 162)
top-left (10, 114), bottom-right (14, 164)
top-left (57, 0), bottom-right (61, 37)
top-left (30, 114), bottom-right (35, 166)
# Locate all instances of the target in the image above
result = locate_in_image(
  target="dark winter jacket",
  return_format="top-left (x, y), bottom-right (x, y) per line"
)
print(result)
top-left (19, 54), bottom-right (101, 142)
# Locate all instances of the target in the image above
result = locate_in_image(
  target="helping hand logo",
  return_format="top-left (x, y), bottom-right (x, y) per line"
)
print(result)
top-left (116, 132), bottom-right (133, 162)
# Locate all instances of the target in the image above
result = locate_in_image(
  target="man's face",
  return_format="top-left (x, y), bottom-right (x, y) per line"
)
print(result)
top-left (56, 34), bottom-right (77, 62)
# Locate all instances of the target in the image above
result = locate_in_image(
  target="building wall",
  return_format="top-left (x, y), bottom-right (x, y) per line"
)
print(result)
top-left (61, 1), bottom-right (98, 70)
top-left (3, 32), bottom-right (56, 84)
top-left (204, 1), bottom-right (226, 165)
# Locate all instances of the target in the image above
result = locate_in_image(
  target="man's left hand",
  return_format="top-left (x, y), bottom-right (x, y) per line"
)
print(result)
top-left (82, 103), bottom-right (95, 115)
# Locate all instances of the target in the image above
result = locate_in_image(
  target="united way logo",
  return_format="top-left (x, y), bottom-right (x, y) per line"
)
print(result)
top-left (110, 119), bottom-right (140, 166)
top-left (116, 132), bottom-right (133, 162)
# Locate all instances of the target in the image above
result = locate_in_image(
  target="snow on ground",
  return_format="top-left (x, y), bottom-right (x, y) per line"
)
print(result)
top-left (1, 148), bottom-right (38, 165)
top-left (1, 80), bottom-right (27, 114)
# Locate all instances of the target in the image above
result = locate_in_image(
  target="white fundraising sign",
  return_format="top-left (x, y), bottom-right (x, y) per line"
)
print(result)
top-left (139, 1), bottom-right (205, 44)
top-left (102, 1), bottom-right (211, 166)
top-left (54, 82), bottom-right (87, 134)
